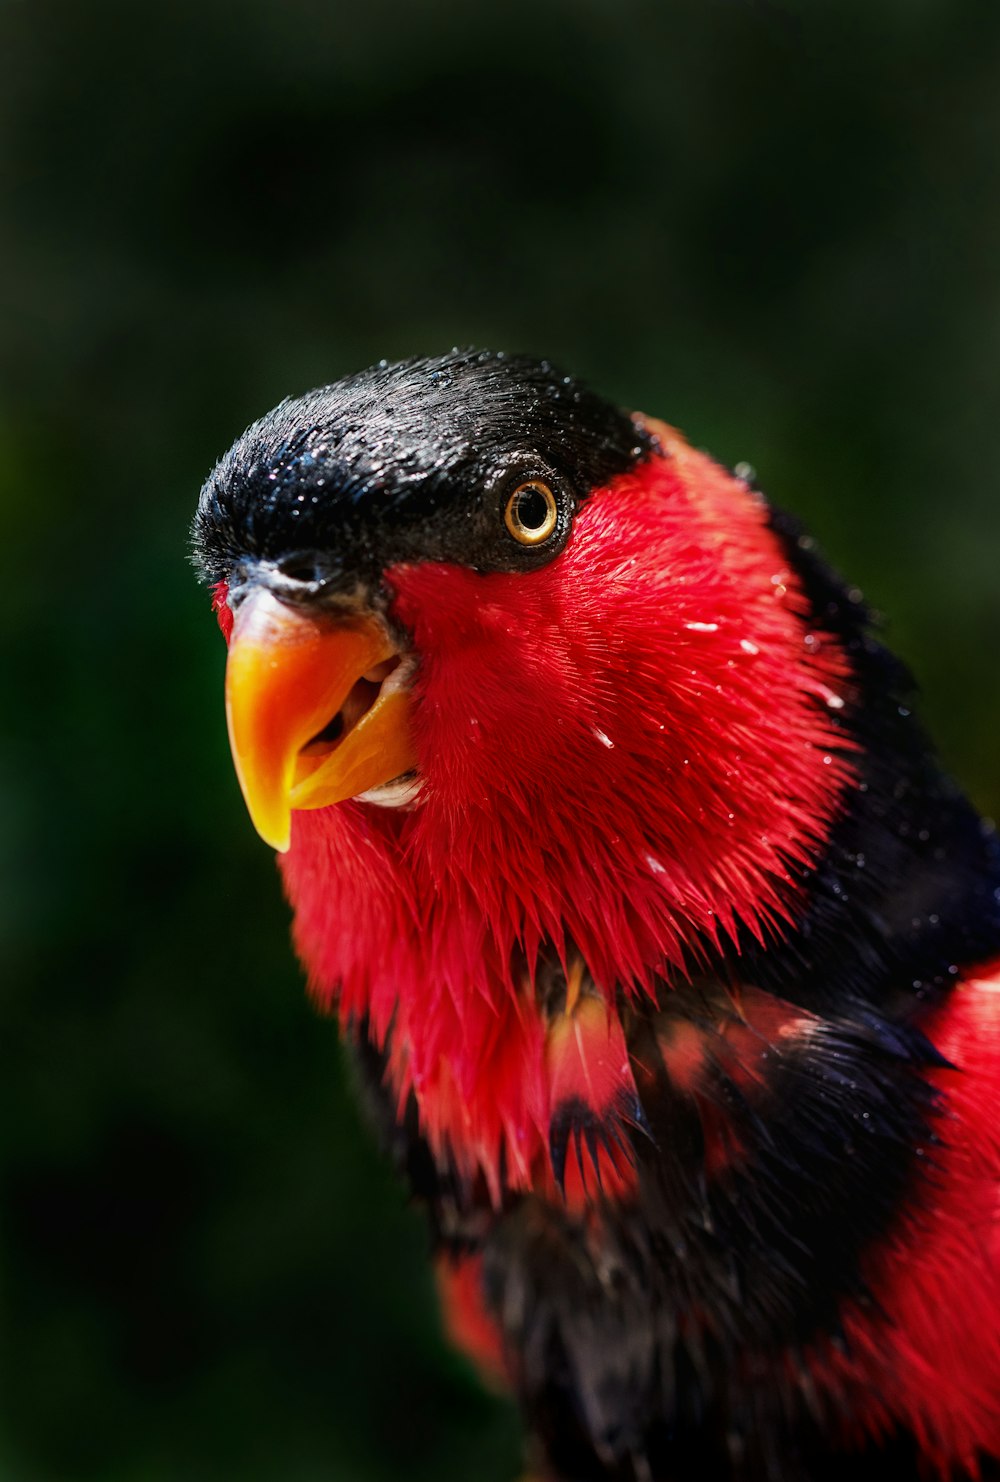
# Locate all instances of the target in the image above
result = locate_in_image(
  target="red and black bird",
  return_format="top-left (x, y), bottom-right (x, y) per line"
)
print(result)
top-left (193, 351), bottom-right (1000, 1481)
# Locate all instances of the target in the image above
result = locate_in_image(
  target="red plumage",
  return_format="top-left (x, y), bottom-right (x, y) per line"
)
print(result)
top-left (197, 352), bottom-right (1000, 1480)
top-left (283, 436), bottom-right (852, 1196)
top-left (820, 964), bottom-right (1000, 1471)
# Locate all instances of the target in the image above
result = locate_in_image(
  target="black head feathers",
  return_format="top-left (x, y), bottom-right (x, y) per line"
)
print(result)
top-left (192, 349), bottom-right (650, 592)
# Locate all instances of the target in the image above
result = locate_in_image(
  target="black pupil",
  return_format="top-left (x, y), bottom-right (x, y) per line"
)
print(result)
top-left (516, 485), bottom-right (549, 531)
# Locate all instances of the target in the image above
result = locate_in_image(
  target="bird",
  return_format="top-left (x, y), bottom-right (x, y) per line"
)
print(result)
top-left (193, 349), bottom-right (1000, 1482)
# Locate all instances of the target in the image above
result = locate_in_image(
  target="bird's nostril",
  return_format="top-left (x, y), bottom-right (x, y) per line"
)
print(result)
top-left (276, 556), bottom-right (322, 584)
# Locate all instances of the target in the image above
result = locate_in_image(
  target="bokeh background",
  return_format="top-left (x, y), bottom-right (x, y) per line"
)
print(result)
top-left (3, 1), bottom-right (999, 1478)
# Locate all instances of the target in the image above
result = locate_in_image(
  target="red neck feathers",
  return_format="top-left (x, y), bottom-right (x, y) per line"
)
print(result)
top-left (280, 432), bottom-right (853, 1194)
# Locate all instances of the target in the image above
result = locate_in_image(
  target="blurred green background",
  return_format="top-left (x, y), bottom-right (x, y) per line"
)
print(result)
top-left (2, 1), bottom-right (998, 1478)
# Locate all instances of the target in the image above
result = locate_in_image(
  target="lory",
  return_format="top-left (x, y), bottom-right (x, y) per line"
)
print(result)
top-left (193, 350), bottom-right (1000, 1482)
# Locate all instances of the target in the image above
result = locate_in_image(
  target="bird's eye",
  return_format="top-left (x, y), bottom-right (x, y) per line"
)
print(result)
top-left (504, 481), bottom-right (559, 545)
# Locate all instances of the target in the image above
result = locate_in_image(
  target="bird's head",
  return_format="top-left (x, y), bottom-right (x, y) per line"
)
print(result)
top-left (194, 350), bottom-right (850, 998)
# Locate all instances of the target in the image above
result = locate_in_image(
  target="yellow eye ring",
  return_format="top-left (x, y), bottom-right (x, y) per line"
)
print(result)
top-left (503, 481), bottom-right (559, 545)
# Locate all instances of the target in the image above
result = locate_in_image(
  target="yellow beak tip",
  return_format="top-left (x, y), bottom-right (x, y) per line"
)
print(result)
top-left (262, 825), bottom-right (291, 854)
top-left (239, 791), bottom-right (292, 853)
top-left (223, 590), bottom-right (414, 847)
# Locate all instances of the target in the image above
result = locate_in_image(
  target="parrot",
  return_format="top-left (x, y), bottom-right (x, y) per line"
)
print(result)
top-left (192, 349), bottom-right (1000, 1482)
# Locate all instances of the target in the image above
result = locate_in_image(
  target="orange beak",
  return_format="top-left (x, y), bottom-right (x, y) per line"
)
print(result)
top-left (224, 588), bottom-right (417, 851)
